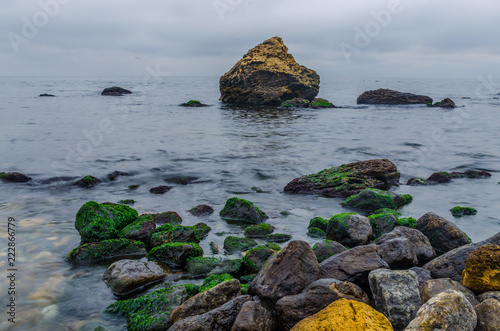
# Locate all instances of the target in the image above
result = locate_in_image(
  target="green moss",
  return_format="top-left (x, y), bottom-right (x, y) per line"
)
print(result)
top-left (311, 98), bottom-right (334, 108)
top-left (450, 206), bottom-right (478, 217)
top-left (308, 217), bottom-right (328, 231)
top-left (67, 239), bottom-right (146, 262)
top-left (128, 184), bottom-right (140, 190)
top-left (265, 242), bottom-right (281, 251)
top-left (191, 222), bottom-right (211, 239)
top-left (186, 256), bottom-right (221, 276)
top-left (119, 214), bottom-right (154, 238)
top-left (150, 224), bottom-right (200, 247)
top-left (264, 233), bottom-right (292, 243)
top-left (118, 199), bottom-right (135, 205)
top-left (326, 213), bottom-right (357, 244)
top-left (244, 223), bottom-right (273, 238)
top-left (397, 217), bottom-right (417, 228)
top-left (241, 283), bottom-right (250, 294)
top-left (199, 274), bottom-right (233, 292)
top-left (401, 194), bottom-right (413, 204)
top-left (343, 189), bottom-right (412, 212)
top-left (223, 236), bottom-right (258, 254)
top-left (243, 245), bottom-right (275, 274)
top-left (373, 208), bottom-right (401, 217)
top-left (147, 242), bottom-right (203, 267)
top-left (240, 274), bottom-right (256, 284)
top-left (219, 197), bottom-right (268, 223)
top-left (181, 100), bottom-right (201, 106)
top-left (307, 227), bottom-right (326, 238)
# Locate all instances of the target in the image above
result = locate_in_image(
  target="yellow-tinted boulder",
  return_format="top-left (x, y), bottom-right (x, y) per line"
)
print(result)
top-left (290, 298), bottom-right (393, 331)
top-left (461, 245), bottom-right (500, 293)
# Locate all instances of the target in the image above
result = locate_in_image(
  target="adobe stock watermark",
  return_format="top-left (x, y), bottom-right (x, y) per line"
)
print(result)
top-left (7, 0), bottom-right (71, 54)
top-left (339, 0), bottom-right (406, 64)
top-left (213, 0), bottom-right (244, 21)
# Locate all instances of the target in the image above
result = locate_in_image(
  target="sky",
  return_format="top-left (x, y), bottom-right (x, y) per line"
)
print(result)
top-left (1, 0), bottom-right (500, 78)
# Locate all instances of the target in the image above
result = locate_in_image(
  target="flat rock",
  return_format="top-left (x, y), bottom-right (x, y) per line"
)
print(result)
top-left (461, 245), bottom-right (500, 293)
top-left (420, 278), bottom-right (479, 307)
top-left (67, 239), bottom-right (147, 264)
top-left (357, 88), bottom-right (432, 105)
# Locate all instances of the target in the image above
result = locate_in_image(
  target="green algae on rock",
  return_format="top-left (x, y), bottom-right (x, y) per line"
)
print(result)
top-left (243, 245), bottom-right (276, 274)
top-left (119, 214), bottom-right (156, 244)
top-left (199, 274), bottom-right (234, 292)
top-left (219, 197), bottom-right (269, 223)
top-left (73, 175), bottom-right (102, 188)
top-left (450, 206), bottom-right (478, 217)
top-left (311, 98), bottom-right (336, 108)
top-left (180, 100), bottom-right (207, 107)
top-left (0, 171), bottom-right (32, 182)
top-left (186, 257), bottom-right (221, 277)
top-left (343, 188), bottom-right (413, 212)
top-left (244, 223), bottom-right (274, 238)
top-left (147, 242), bottom-right (203, 268)
top-left (223, 236), bottom-right (258, 254)
top-left (67, 239), bottom-right (147, 263)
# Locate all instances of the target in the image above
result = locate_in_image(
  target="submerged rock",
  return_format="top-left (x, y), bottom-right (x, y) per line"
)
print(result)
top-left (219, 37), bottom-right (319, 105)
top-left (244, 223), bottom-right (274, 238)
top-left (461, 245), bottom-right (500, 293)
top-left (147, 242), bottom-right (203, 268)
top-left (284, 159), bottom-right (400, 197)
top-left (39, 93), bottom-right (55, 97)
top-left (67, 239), bottom-right (146, 263)
top-left (73, 175), bottom-right (102, 188)
top-left (357, 88), bottom-right (432, 105)
top-left (101, 86), bottom-right (132, 96)
top-left (180, 100), bottom-right (207, 107)
top-left (0, 171), bottom-right (32, 182)
top-left (342, 189), bottom-right (413, 212)
top-left (428, 98), bottom-right (456, 108)
top-left (426, 170), bottom-right (491, 184)
top-left (188, 204), bottom-right (214, 216)
top-left (149, 185), bottom-right (172, 194)
top-left (311, 98), bottom-right (336, 108)
top-left (450, 206), bottom-right (478, 217)
top-left (219, 197), bottom-right (268, 223)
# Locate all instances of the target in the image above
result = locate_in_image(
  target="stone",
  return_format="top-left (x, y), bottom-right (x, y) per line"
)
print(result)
top-left (219, 37), bottom-right (319, 105)
top-left (0, 171), bottom-right (32, 182)
top-left (311, 98), bottom-right (336, 108)
top-left (357, 88), bottom-right (432, 105)
top-left (149, 185), bottom-right (172, 194)
top-left (284, 158), bottom-right (400, 197)
top-left (170, 279), bottom-right (241, 323)
top-left (243, 245), bottom-right (276, 274)
top-left (168, 295), bottom-right (252, 331)
top-left (231, 299), bottom-right (276, 331)
top-left (369, 212), bottom-right (398, 239)
top-left (249, 240), bottom-right (321, 303)
top-left (263, 233), bottom-right (292, 243)
top-left (428, 98), bottom-right (456, 108)
top-left (308, 217), bottom-right (328, 232)
top-left (280, 97), bottom-right (311, 108)
top-left (106, 170), bottom-right (132, 181)
top-left (164, 176), bottom-right (198, 185)
top-left (376, 226), bottom-right (435, 266)
top-left (224, 236), bottom-right (258, 254)
top-left (420, 278), bottom-right (479, 306)
top-left (209, 259), bottom-right (244, 277)
top-left (119, 215), bottom-right (156, 244)
top-left (474, 298), bottom-right (500, 331)
top-left (369, 269), bottom-right (422, 331)
top-left (320, 244), bottom-right (389, 290)
top-left (290, 298), bottom-right (393, 331)
top-left (180, 100), bottom-right (207, 107)
top-left (406, 178), bottom-right (428, 186)
top-left (192, 222), bottom-right (211, 239)
top-left (405, 290), bottom-right (477, 331)
top-left (147, 242), bottom-right (203, 268)
top-left (244, 223), bottom-right (274, 238)
top-left (188, 204), bottom-right (214, 216)
top-left (409, 267), bottom-right (432, 288)
top-left (377, 238), bottom-right (418, 269)
top-left (326, 213), bottom-right (372, 247)
top-left (150, 225), bottom-right (200, 247)
top-left (39, 93), bottom-right (55, 97)
top-left (101, 86), bottom-right (132, 96)
top-left (210, 241), bottom-right (220, 254)
top-left (461, 245), bottom-right (500, 293)
top-left (478, 291), bottom-right (500, 302)
top-left (73, 175), bottom-right (102, 188)
top-left (149, 211), bottom-right (183, 225)
top-left (102, 260), bottom-right (170, 295)
top-left (415, 212), bottom-right (471, 255)
top-left (342, 189), bottom-right (413, 212)
top-left (186, 257), bottom-right (221, 277)
top-left (275, 279), bottom-right (369, 330)
top-left (219, 197), bottom-right (268, 224)
top-left (450, 206), bottom-right (478, 217)
top-left (67, 239), bottom-right (146, 263)
top-left (312, 240), bottom-right (347, 263)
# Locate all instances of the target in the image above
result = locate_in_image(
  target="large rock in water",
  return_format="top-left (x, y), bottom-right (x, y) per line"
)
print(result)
top-left (219, 37), bottom-right (319, 105)
top-left (284, 159), bottom-right (400, 197)
top-left (357, 88), bottom-right (432, 105)
top-left (461, 245), bottom-right (500, 293)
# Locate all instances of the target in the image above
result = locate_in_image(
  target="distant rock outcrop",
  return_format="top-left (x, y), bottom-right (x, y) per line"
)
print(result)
top-left (428, 98), bottom-right (456, 108)
top-left (219, 37), bottom-right (320, 105)
top-left (101, 86), bottom-right (132, 96)
top-left (357, 88), bottom-right (432, 105)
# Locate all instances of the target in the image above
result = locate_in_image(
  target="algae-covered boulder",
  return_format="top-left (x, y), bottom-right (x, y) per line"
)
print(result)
top-left (281, 98), bottom-right (310, 108)
top-left (150, 224), bottom-right (200, 247)
top-left (450, 206), bottom-right (478, 217)
top-left (119, 214), bottom-right (156, 244)
top-left (180, 100), bottom-right (207, 107)
top-left (73, 175), bottom-right (102, 188)
top-left (290, 298), bottom-right (393, 331)
top-left (0, 171), bottom-right (32, 182)
top-left (243, 245), bottom-right (276, 274)
top-left (149, 211), bottom-right (183, 226)
top-left (312, 240), bottom-right (347, 263)
top-left (186, 257), bottom-right (221, 277)
top-left (357, 88), bottom-right (432, 105)
top-left (326, 213), bottom-right (372, 248)
top-left (264, 233), bottom-right (292, 243)
top-left (461, 245), bottom-right (500, 294)
top-left (219, 197), bottom-right (268, 223)
top-left (147, 242), bottom-right (203, 268)
top-left (311, 98), bottom-right (336, 108)
top-left (67, 239), bottom-right (146, 263)
top-left (191, 222), bottom-right (211, 239)
top-left (188, 204), bottom-right (214, 216)
top-left (219, 36), bottom-right (319, 105)
top-left (208, 259), bottom-right (244, 277)
top-left (75, 201), bottom-right (138, 244)
top-left (284, 159), bottom-right (400, 197)
top-left (223, 236), bottom-right (258, 254)
top-left (368, 212), bottom-right (398, 239)
top-left (244, 223), bottom-right (274, 238)
top-left (343, 188), bottom-right (413, 212)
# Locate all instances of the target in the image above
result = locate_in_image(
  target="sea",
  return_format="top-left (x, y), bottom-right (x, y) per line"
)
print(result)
top-left (0, 76), bottom-right (499, 330)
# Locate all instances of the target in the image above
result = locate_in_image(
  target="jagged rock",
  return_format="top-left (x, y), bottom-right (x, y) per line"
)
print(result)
top-left (243, 245), bottom-right (276, 274)
top-left (326, 213), bottom-right (372, 247)
top-left (420, 278), bottom-right (479, 306)
top-left (475, 298), bottom-right (500, 331)
top-left (376, 226), bottom-right (435, 265)
top-left (357, 88), bottom-right (432, 105)
top-left (249, 240), bottom-right (321, 303)
top-left (101, 86), bottom-right (132, 96)
top-left (312, 240), bottom-right (347, 263)
top-left (219, 37), bottom-right (319, 105)
top-left (219, 197), bottom-right (268, 224)
top-left (284, 158), bottom-right (400, 197)
top-left (0, 171), bottom-right (32, 182)
top-left (342, 189), bottom-right (413, 212)
top-left (67, 239), bottom-right (146, 263)
top-left (405, 290), bottom-right (477, 331)
top-left (275, 279), bottom-right (369, 330)
top-left (290, 298), bottom-right (393, 330)
top-left (369, 269), bottom-right (422, 331)
top-left (428, 98), bottom-right (456, 108)
top-left (102, 260), bottom-right (170, 295)
top-left (377, 238), bottom-right (418, 269)
top-left (231, 298), bottom-right (277, 331)
top-left (461, 245), bottom-right (500, 293)
top-left (168, 295), bottom-right (252, 331)
top-left (415, 212), bottom-right (471, 255)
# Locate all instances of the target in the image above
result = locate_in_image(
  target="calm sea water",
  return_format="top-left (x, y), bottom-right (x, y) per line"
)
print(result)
top-left (0, 76), bottom-right (499, 330)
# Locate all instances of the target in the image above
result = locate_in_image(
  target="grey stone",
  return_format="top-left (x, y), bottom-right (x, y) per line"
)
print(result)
top-left (326, 213), bottom-right (372, 247)
top-left (312, 240), bottom-right (347, 263)
top-left (475, 298), bottom-right (500, 331)
top-left (378, 238), bottom-right (418, 269)
top-left (478, 291), bottom-right (500, 303)
top-left (376, 226), bottom-right (435, 265)
top-left (409, 267), bottom-right (431, 289)
top-left (420, 278), bottom-right (479, 307)
top-left (230, 299), bottom-right (276, 331)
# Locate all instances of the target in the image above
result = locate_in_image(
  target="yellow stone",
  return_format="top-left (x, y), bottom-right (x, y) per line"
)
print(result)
top-left (462, 245), bottom-right (500, 293)
top-left (291, 298), bottom-right (393, 331)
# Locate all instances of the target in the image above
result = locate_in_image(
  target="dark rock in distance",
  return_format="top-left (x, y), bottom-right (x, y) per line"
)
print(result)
top-left (180, 100), bottom-right (207, 107)
top-left (0, 172), bottom-right (32, 183)
top-left (189, 204), bottom-right (214, 216)
top-left (165, 176), bottom-right (198, 185)
top-left (149, 185), bottom-right (172, 194)
top-left (73, 175), bottom-right (102, 188)
top-left (357, 88), bottom-right (432, 105)
top-left (39, 93), bottom-right (55, 97)
top-left (149, 211), bottom-right (183, 225)
top-left (219, 37), bottom-right (319, 105)
top-left (428, 98), bottom-right (456, 108)
top-left (106, 171), bottom-right (132, 181)
top-left (101, 86), bottom-right (132, 96)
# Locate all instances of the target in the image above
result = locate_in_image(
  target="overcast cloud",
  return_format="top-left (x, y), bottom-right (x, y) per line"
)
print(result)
top-left (1, 0), bottom-right (499, 78)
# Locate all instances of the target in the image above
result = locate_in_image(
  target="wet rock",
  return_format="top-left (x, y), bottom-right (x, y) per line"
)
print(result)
top-left (450, 206), bottom-right (477, 217)
top-left (101, 86), bottom-right (132, 96)
top-left (326, 213), bottom-right (372, 248)
top-left (405, 290), bottom-right (476, 331)
top-left (192, 222), bottom-right (211, 239)
top-left (0, 171), bottom-right (32, 182)
top-left (243, 223), bottom-right (274, 238)
top-left (168, 295), bottom-right (252, 331)
top-left (308, 217), bottom-right (328, 232)
top-left (284, 158), bottom-right (400, 197)
top-left (415, 212), bottom-right (471, 255)
top-left (427, 170), bottom-right (491, 184)
top-left (210, 241), bottom-right (220, 254)
top-left (461, 245), bottom-right (500, 293)
top-left (263, 233), bottom-right (292, 243)
top-left (249, 240), bottom-right (321, 303)
top-left (73, 175), bottom-right (102, 188)
top-left (67, 239), bottom-right (146, 263)
top-left (406, 177), bottom-right (428, 186)
top-left (320, 244), bottom-right (389, 290)
top-left (219, 36), bottom-right (319, 105)
top-left (376, 226), bottom-right (435, 265)
top-left (342, 188), bottom-right (413, 212)
top-left (478, 291), bottom-right (500, 302)
top-left (170, 278), bottom-right (241, 323)
top-left (369, 212), bottom-right (398, 239)
top-left (427, 171), bottom-right (453, 183)
top-left (224, 236), bottom-right (258, 254)
top-left (307, 227), bottom-right (326, 238)
top-left (186, 257), bottom-right (221, 277)
top-left (311, 98), bottom-right (336, 108)
top-left (147, 242), bottom-right (203, 268)
top-left (149, 211), bottom-right (183, 225)
top-left (290, 298), bottom-right (393, 330)
top-left (150, 224), bottom-right (199, 247)
top-left (102, 259), bottom-right (171, 295)
top-left (40, 93), bottom-right (55, 97)
top-left (209, 259), bottom-right (244, 277)
top-left (475, 298), bottom-right (500, 331)
top-left (231, 298), bottom-right (277, 331)
top-left (369, 269), bottom-right (422, 331)
top-left (275, 279), bottom-right (369, 330)
top-left (180, 100), bottom-right (207, 107)
top-left (219, 197), bottom-right (269, 223)
top-left (409, 267), bottom-right (432, 288)
top-left (188, 204), bottom-right (214, 216)
top-left (377, 238), bottom-right (418, 269)
top-left (312, 240), bottom-right (347, 263)
top-left (106, 170), bottom-right (131, 181)
top-left (357, 88), bottom-right (432, 105)
top-left (280, 97), bottom-right (310, 108)
top-left (119, 214), bottom-right (156, 244)
top-left (74, 201), bottom-right (138, 243)
top-left (428, 97), bottom-right (456, 108)
top-left (149, 185), bottom-right (172, 194)
top-left (420, 278), bottom-right (479, 306)
top-left (243, 245), bottom-right (276, 274)
top-left (165, 176), bottom-right (198, 185)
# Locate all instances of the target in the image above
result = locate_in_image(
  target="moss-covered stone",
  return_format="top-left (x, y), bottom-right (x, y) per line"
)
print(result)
top-left (188, 204), bottom-right (214, 216)
top-left (243, 245), bottom-right (276, 274)
top-left (180, 100), bottom-right (207, 107)
top-left (119, 214), bottom-right (156, 244)
top-left (150, 211), bottom-right (183, 226)
top-left (219, 197), bottom-right (269, 223)
top-left (223, 236), bottom-right (258, 254)
top-left (191, 222), bottom-right (211, 239)
top-left (73, 175), bottom-right (102, 188)
top-left (308, 217), bottom-right (328, 232)
top-left (199, 274), bottom-right (234, 292)
top-left (164, 176), bottom-right (198, 185)
top-left (0, 172), bottom-right (31, 182)
top-left (280, 98), bottom-right (310, 108)
top-left (311, 98), bottom-right (336, 108)
top-left (243, 223), bottom-right (274, 238)
top-left (208, 259), bottom-right (244, 277)
top-left (265, 242), bottom-right (281, 251)
top-left (186, 257), bottom-right (221, 277)
top-left (450, 206), bottom-right (478, 217)
top-left (150, 225), bottom-right (200, 247)
top-left (407, 177), bottom-right (428, 186)
top-left (67, 239), bottom-right (146, 263)
top-left (264, 233), bottom-right (292, 243)
top-left (239, 274), bottom-right (257, 284)
top-left (326, 212), bottom-right (372, 247)
top-left (397, 217), bottom-right (417, 228)
top-left (343, 188), bottom-right (413, 212)
top-left (118, 199), bottom-right (135, 205)
top-left (128, 184), bottom-right (140, 190)
top-left (147, 242), bottom-right (203, 267)
top-left (307, 227), bottom-right (326, 238)
top-left (209, 241), bottom-right (219, 254)
top-left (312, 240), bottom-right (347, 263)
top-left (461, 245), bottom-right (500, 293)
top-left (368, 212), bottom-right (398, 239)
